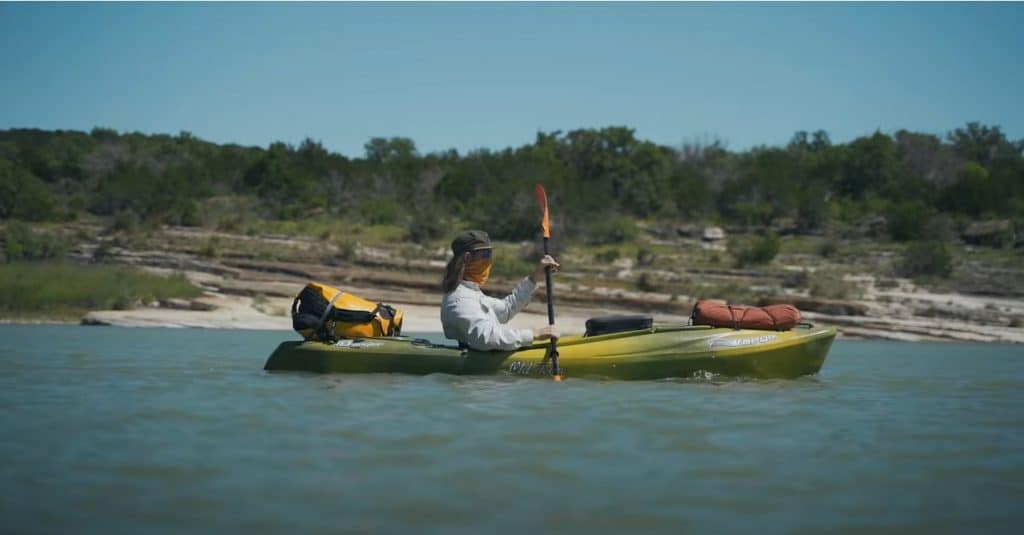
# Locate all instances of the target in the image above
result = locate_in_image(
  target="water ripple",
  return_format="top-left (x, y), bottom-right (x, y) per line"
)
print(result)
top-left (1, 326), bottom-right (1022, 532)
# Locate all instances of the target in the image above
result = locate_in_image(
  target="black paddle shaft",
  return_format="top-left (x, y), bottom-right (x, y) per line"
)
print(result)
top-left (543, 236), bottom-right (560, 376)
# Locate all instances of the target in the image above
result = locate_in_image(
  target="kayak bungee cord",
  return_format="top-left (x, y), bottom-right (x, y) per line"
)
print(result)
top-left (534, 184), bottom-right (562, 381)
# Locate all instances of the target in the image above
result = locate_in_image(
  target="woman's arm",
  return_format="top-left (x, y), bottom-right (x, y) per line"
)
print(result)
top-left (490, 255), bottom-right (561, 322)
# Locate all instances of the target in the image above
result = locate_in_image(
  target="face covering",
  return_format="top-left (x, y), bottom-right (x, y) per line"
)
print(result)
top-left (463, 258), bottom-right (493, 285)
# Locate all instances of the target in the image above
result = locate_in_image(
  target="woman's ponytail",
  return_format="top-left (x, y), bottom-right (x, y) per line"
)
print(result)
top-left (441, 254), bottom-right (466, 294)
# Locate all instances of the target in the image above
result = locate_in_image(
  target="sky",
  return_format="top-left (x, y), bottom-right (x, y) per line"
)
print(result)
top-left (1, 2), bottom-right (1022, 157)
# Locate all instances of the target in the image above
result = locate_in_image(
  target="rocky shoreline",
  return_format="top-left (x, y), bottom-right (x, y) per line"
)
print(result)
top-left (10, 224), bottom-right (1022, 344)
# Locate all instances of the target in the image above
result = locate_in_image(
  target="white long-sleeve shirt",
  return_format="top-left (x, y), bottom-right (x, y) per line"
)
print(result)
top-left (441, 277), bottom-right (537, 351)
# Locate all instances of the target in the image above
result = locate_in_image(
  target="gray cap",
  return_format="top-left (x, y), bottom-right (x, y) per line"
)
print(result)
top-left (450, 230), bottom-right (492, 255)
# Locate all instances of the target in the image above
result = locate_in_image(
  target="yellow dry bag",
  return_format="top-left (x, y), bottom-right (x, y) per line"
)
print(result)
top-left (291, 282), bottom-right (403, 341)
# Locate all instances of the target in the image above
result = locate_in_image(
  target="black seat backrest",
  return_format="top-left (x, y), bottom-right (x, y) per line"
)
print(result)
top-left (584, 315), bottom-right (653, 337)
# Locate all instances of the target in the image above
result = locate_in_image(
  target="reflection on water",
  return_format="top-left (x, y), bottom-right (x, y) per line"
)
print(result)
top-left (0, 325), bottom-right (1022, 532)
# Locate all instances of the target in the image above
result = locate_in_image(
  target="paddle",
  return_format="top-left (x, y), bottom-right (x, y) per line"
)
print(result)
top-left (534, 184), bottom-right (562, 381)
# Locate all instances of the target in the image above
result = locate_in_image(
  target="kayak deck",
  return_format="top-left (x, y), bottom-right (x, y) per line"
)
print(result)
top-left (264, 325), bottom-right (836, 380)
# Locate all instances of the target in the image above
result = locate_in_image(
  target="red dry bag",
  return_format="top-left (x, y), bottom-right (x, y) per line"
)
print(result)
top-left (691, 300), bottom-right (801, 331)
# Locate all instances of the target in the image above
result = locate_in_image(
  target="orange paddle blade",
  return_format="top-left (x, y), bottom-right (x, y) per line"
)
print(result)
top-left (534, 184), bottom-right (550, 238)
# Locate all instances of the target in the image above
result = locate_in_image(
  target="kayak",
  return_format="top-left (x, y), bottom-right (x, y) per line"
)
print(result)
top-left (264, 324), bottom-right (836, 380)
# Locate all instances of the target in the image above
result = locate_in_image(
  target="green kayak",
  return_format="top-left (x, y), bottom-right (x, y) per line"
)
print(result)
top-left (264, 324), bottom-right (836, 380)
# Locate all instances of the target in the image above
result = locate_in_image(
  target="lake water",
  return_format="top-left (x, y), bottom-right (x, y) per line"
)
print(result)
top-left (1, 324), bottom-right (1022, 533)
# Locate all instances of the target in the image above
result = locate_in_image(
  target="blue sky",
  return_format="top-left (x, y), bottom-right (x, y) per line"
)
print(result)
top-left (1, 2), bottom-right (1022, 157)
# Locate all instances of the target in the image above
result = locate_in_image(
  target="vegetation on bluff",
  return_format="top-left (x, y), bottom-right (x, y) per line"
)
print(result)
top-left (1, 123), bottom-right (1021, 281)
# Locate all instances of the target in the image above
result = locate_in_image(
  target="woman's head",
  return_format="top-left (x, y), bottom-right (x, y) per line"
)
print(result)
top-left (442, 230), bottom-right (493, 293)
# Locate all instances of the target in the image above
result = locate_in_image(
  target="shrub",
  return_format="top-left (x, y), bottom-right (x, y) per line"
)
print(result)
top-left (359, 199), bottom-right (401, 226)
top-left (809, 272), bottom-right (856, 299)
top-left (729, 231), bottom-right (780, 267)
top-left (199, 238), bottom-right (220, 258)
top-left (110, 210), bottom-right (139, 234)
top-left (583, 215), bottom-right (637, 245)
top-left (635, 272), bottom-right (658, 292)
top-left (732, 201), bottom-right (775, 227)
top-left (819, 240), bottom-right (839, 258)
top-left (782, 270), bottom-right (809, 289)
top-left (595, 248), bottom-right (620, 263)
top-left (333, 239), bottom-right (357, 262)
top-left (406, 204), bottom-right (449, 244)
top-left (636, 246), bottom-right (656, 267)
top-left (171, 200), bottom-right (202, 227)
top-left (876, 277), bottom-right (899, 290)
top-left (0, 263), bottom-right (201, 317)
top-left (898, 241), bottom-right (953, 279)
top-left (0, 162), bottom-right (55, 221)
top-left (1, 223), bottom-right (68, 263)
top-left (796, 186), bottom-right (830, 232)
top-left (886, 200), bottom-right (934, 242)
top-left (490, 254), bottom-right (534, 281)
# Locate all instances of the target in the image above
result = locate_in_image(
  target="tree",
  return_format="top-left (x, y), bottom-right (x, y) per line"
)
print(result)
top-left (947, 122), bottom-right (1012, 166)
top-left (364, 137), bottom-right (417, 163)
top-left (0, 159), bottom-right (54, 221)
top-left (839, 132), bottom-right (901, 199)
top-left (939, 161), bottom-right (1001, 216)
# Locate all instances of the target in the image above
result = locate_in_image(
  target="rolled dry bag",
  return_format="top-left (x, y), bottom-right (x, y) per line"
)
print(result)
top-left (291, 282), bottom-right (403, 341)
top-left (691, 300), bottom-right (800, 331)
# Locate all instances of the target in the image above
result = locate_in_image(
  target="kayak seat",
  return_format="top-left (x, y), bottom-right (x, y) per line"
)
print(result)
top-left (584, 315), bottom-right (653, 337)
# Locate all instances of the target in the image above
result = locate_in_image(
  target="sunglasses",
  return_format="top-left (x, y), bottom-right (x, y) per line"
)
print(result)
top-left (468, 248), bottom-right (493, 260)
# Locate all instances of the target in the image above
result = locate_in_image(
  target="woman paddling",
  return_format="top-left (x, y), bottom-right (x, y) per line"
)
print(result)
top-left (441, 230), bottom-right (559, 351)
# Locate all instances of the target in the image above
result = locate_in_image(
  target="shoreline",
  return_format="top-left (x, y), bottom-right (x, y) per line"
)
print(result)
top-left (4, 224), bottom-right (1022, 344)
top-left (6, 290), bottom-right (1021, 344)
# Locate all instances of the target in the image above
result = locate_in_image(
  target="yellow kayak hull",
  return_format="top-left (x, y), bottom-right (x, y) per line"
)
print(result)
top-left (264, 325), bottom-right (836, 380)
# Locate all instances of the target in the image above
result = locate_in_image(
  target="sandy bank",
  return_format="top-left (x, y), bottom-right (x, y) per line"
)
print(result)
top-left (46, 225), bottom-right (1024, 344)
top-left (79, 288), bottom-right (679, 336)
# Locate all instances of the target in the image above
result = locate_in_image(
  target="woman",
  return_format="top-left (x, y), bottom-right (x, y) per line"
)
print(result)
top-left (441, 230), bottom-right (559, 351)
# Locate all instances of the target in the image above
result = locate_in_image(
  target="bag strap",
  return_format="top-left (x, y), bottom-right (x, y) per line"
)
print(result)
top-left (315, 291), bottom-right (345, 339)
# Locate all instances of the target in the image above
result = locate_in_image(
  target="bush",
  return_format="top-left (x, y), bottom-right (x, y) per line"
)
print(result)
top-left (819, 240), bottom-right (840, 258)
top-left (732, 201), bottom-right (775, 227)
top-left (796, 186), bottom-right (830, 232)
top-left (406, 204), bottom-right (449, 244)
top-left (636, 246), bottom-right (656, 266)
top-left (583, 215), bottom-right (637, 245)
top-left (809, 272), bottom-right (856, 299)
top-left (1, 223), bottom-right (68, 263)
top-left (490, 254), bottom-right (534, 281)
top-left (110, 210), bottom-right (139, 234)
top-left (359, 199), bottom-right (401, 226)
top-left (595, 248), bottom-right (620, 263)
top-left (899, 241), bottom-right (953, 279)
top-left (169, 200), bottom-right (202, 227)
top-left (782, 270), bottom-right (809, 289)
top-left (729, 231), bottom-right (780, 267)
top-left (0, 162), bottom-right (55, 221)
top-left (0, 263), bottom-right (201, 317)
top-left (635, 272), bottom-right (658, 292)
top-left (333, 239), bottom-right (357, 263)
top-left (887, 200), bottom-right (935, 242)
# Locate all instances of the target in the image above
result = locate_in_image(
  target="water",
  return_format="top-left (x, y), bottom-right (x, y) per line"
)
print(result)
top-left (1, 325), bottom-right (1021, 533)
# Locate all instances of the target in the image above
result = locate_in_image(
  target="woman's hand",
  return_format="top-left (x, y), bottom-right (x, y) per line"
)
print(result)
top-left (532, 324), bottom-right (560, 340)
top-left (532, 255), bottom-right (560, 282)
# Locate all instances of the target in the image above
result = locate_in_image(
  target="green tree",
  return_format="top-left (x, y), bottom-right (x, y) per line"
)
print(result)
top-left (947, 122), bottom-right (1013, 166)
top-left (729, 231), bottom-right (781, 267)
top-left (0, 159), bottom-right (55, 220)
top-left (839, 132), bottom-right (900, 199)
top-left (364, 137), bottom-right (417, 163)
top-left (939, 162), bottom-right (999, 216)
top-left (886, 200), bottom-right (935, 242)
